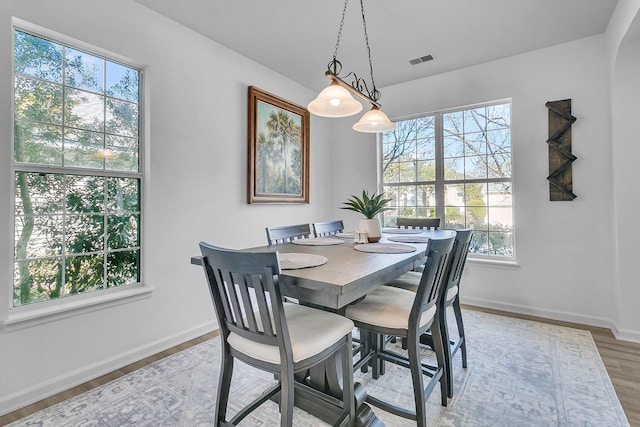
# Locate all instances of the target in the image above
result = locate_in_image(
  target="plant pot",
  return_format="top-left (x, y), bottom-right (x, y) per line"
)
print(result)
top-left (359, 218), bottom-right (381, 243)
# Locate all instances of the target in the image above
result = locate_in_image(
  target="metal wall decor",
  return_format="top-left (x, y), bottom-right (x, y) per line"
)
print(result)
top-left (546, 99), bottom-right (577, 201)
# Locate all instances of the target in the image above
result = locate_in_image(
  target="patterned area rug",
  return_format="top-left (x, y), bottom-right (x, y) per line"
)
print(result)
top-left (10, 310), bottom-right (629, 426)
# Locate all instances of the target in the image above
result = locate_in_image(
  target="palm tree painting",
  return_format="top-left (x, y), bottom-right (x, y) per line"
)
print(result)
top-left (248, 86), bottom-right (309, 203)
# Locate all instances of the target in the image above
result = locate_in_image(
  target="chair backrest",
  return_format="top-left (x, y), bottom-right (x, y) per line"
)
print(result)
top-left (397, 217), bottom-right (441, 230)
top-left (199, 242), bottom-right (292, 359)
top-left (313, 220), bottom-right (345, 237)
top-left (442, 228), bottom-right (473, 299)
top-left (410, 236), bottom-right (455, 333)
top-left (266, 223), bottom-right (312, 245)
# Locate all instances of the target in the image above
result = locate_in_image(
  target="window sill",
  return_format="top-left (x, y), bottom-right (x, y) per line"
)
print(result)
top-left (467, 256), bottom-right (519, 268)
top-left (3, 284), bottom-right (153, 332)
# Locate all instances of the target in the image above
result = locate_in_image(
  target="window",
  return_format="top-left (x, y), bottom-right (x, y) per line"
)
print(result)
top-left (12, 28), bottom-right (142, 307)
top-left (381, 102), bottom-right (513, 258)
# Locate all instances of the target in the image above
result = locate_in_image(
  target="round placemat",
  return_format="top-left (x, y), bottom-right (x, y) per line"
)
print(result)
top-left (387, 235), bottom-right (430, 243)
top-left (279, 253), bottom-right (328, 269)
top-left (291, 237), bottom-right (344, 246)
top-left (354, 243), bottom-right (417, 254)
top-left (382, 228), bottom-right (423, 234)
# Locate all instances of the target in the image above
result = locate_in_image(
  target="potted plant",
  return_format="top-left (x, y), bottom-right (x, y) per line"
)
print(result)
top-left (341, 190), bottom-right (392, 242)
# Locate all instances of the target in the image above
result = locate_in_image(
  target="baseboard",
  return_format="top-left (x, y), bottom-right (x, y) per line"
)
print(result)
top-left (462, 296), bottom-right (617, 331)
top-left (0, 320), bottom-right (217, 417)
top-left (611, 324), bottom-right (640, 344)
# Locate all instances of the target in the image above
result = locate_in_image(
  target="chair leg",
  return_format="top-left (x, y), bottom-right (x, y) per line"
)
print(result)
top-left (453, 297), bottom-right (467, 368)
top-left (216, 347), bottom-right (234, 425)
top-left (431, 316), bottom-right (449, 407)
top-left (407, 334), bottom-right (427, 427)
top-left (341, 337), bottom-right (355, 425)
top-left (439, 304), bottom-right (454, 398)
top-left (279, 365), bottom-right (295, 427)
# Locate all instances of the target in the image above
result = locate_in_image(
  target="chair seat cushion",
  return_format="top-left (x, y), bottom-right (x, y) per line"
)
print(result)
top-left (227, 303), bottom-right (354, 364)
top-left (344, 286), bottom-right (436, 331)
top-left (387, 272), bottom-right (458, 302)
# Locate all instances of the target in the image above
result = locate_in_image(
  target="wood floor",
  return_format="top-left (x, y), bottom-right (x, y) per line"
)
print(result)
top-left (1, 306), bottom-right (638, 426)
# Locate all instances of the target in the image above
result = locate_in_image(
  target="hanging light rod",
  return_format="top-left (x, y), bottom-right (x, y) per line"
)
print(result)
top-left (307, 0), bottom-right (395, 133)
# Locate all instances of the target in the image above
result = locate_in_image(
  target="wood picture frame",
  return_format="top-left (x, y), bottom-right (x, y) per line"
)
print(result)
top-left (248, 86), bottom-right (310, 204)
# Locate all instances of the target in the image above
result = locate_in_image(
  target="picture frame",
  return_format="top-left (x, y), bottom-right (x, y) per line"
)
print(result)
top-left (248, 86), bottom-right (310, 204)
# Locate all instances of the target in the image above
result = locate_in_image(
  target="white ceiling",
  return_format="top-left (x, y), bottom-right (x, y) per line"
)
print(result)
top-left (134, 0), bottom-right (618, 93)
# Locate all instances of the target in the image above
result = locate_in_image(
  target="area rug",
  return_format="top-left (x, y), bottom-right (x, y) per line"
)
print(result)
top-left (9, 310), bottom-right (629, 426)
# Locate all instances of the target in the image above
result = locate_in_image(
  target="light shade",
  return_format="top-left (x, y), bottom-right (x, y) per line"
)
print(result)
top-left (352, 106), bottom-right (396, 133)
top-left (307, 81), bottom-right (363, 117)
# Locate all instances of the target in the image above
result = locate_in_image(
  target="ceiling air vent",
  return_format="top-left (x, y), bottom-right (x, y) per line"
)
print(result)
top-left (409, 54), bottom-right (434, 65)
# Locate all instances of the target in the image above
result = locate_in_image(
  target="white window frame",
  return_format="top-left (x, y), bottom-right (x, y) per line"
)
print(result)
top-left (5, 19), bottom-right (150, 330)
top-left (379, 99), bottom-right (516, 262)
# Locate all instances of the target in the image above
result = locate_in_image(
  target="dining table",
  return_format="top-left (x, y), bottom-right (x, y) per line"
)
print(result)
top-left (191, 228), bottom-right (456, 426)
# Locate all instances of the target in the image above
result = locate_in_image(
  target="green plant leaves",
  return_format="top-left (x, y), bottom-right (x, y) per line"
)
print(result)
top-left (340, 190), bottom-right (392, 219)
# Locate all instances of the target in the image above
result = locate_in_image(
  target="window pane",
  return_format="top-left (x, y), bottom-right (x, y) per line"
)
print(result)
top-left (488, 182), bottom-right (512, 206)
top-left (64, 129), bottom-right (104, 169)
top-left (467, 208), bottom-right (488, 230)
top-left (465, 183), bottom-right (486, 204)
top-left (106, 98), bottom-right (138, 137)
top-left (465, 132), bottom-right (486, 156)
top-left (416, 159), bottom-right (435, 181)
top-left (383, 163), bottom-right (399, 184)
top-left (14, 121), bottom-right (62, 165)
top-left (487, 129), bottom-right (510, 154)
top-left (64, 88), bottom-right (104, 132)
top-left (470, 231), bottom-right (489, 254)
top-left (108, 250), bottom-right (139, 286)
top-left (15, 215), bottom-right (63, 258)
top-left (65, 48), bottom-right (104, 93)
top-left (64, 254), bottom-right (104, 295)
top-left (416, 138), bottom-right (435, 160)
top-left (107, 178), bottom-right (140, 212)
top-left (465, 155), bottom-right (487, 179)
top-left (66, 175), bottom-right (104, 213)
top-left (443, 135), bottom-right (463, 158)
top-left (15, 76), bottom-right (63, 124)
top-left (66, 215), bottom-right (104, 254)
top-left (14, 30), bottom-right (62, 82)
top-left (416, 185), bottom-right (435, 206)
top-left (15, 172), bottom-right (64, 215)
top-left (106, 62), bottom-right (139, 102)
top-left (488, 153), bottom-right (511, 178)
top-left (488, 207), bottom-right (513, 230)
top-left (107, 214), bottom-right (139, 250)
top-left (444, 184), bottom-right (464, 206)
top-left (415, 116), bottom-right (435, 138)
top-left (444, 157), bottom-right (464, 180)
top-left (443, 111), bottom-right (463, 134)
top-left (14, 258), bottom-right (62, 307)
top-left (444, 207), bottom-right (465, 229)
top-left (398, 162), bottom-right (416, 182)
top-left (487, 104), bottom-right (510, 130)
top-left (489, 232), bottom-right (513, 256)
top-left (464, 107), bottom-right (486, 133)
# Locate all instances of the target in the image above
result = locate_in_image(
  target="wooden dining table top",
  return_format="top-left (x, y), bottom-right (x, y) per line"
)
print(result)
top-left (191, 229), bottom-right (455, 310)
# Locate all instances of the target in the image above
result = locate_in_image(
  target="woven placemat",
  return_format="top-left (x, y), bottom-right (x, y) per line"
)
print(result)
top-left (291, 237), bottom-right (344, 246)
top-left (387, 235), bottom-right (430, 243)
top-left (279, 253), bottom-right (328, 269)
top-left (354, 243), bottom-right (417, 254)
top-left (381, 228), bottom-right (422, 234)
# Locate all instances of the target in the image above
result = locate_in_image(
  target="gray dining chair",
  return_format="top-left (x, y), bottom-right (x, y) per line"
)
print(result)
top-left (198, 242), bottom-right (355, 426)
top-left (396, 217), bottom-right (441, 230)
top-left (386, 229), bottom-right (473, 398)
top-left (344, 236), bottom-right (455, 426)
top-left (313, 219), bottom-right (345, 237)
top-left (266, 223), bottom-right (312, 245)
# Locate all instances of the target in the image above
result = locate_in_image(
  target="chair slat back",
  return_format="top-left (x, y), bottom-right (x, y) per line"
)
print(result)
top-left (397, 217), bottom-right (441, 230)
top-left (410, 236), bottom-right (455, 332)
top-left (313, 220), bottom-right (345, 237)
top-left (199, 242), bottom-right (288, 347)
top-left (444, 229), bottom-right (473, 295)
top-left (266, 223), bottom-right (312, 245)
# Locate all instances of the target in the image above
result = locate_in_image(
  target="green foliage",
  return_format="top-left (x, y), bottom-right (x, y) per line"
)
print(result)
top-left (341, 190), bottom-right (392, 219)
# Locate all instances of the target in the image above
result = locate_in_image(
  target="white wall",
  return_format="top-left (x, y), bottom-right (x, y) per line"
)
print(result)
top-left (608, 0), bottom-right (640, 341)
top-left (368, 36), bottom-right (620, 331)
top-left (0, 0), bottom-right (339, 414)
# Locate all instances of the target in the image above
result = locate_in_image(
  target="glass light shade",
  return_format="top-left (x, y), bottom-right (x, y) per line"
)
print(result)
top-left (352, 106), bottom-right (396, 133)
top-left (307, 81), bottom-right (363, 117)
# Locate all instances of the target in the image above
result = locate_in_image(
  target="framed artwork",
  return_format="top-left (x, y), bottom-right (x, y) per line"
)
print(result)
top-left (248, 86), bottom-right (310, 204)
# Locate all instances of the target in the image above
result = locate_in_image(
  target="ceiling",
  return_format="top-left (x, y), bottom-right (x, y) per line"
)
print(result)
top-left (134, 0), bottom-right (618, 93)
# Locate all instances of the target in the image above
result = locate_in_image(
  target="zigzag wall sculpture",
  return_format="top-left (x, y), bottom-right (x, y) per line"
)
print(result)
top-left (546, 99), bottom-right (577, 201)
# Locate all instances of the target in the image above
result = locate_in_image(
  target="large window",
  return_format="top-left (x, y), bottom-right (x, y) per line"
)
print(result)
top-left (381, 102), bottom-right (513, 258)
top-left (12, 28), bottom-right (142, 306)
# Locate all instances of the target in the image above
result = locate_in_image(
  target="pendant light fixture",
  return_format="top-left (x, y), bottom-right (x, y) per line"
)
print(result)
top-left (307, 0), bottom-right (395, 133)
